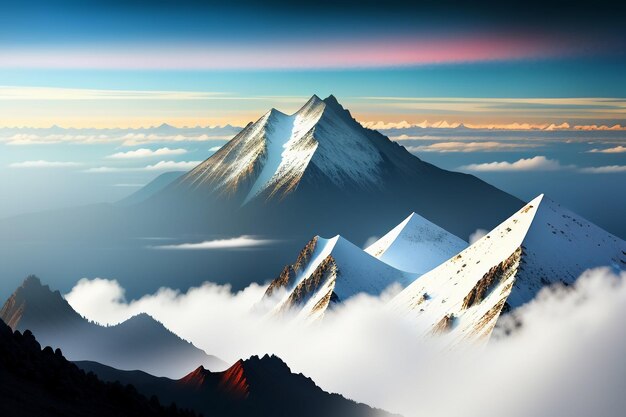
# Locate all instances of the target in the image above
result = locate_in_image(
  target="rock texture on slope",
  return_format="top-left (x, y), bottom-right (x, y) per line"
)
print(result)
top-left (391, 194), bottom-right (626, 343)
top-left (266, 235), bottom-right (416, 321)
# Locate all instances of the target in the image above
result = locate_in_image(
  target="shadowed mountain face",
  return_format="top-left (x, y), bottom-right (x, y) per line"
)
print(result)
top-left (0, 95), bottom-right (521, 298)
top-left (77, 354), bottom-right (395, 417)
top-left (0, 318), bottom-right (198, 417)
top-left (0, 276), bottom-right (224, 378)
top-left (155, 95), bottom-right (522, 241)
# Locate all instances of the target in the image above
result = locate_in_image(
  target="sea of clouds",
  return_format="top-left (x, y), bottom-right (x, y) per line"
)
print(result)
top-left (66, 267), bottom-right (626, 417)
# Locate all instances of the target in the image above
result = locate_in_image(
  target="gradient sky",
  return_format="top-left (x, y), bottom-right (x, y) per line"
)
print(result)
top-left (1, 0), bottom-right (626, 127)
top-left (0, 0), bottom-right (625, 238)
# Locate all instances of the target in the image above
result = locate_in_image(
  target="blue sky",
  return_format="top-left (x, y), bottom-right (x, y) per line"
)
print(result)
top-left (0, 0), bottom-right (624, 237)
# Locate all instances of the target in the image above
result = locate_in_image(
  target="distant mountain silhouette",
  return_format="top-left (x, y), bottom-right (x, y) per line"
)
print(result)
top-left (77, 355), bottom-right (396, 417)
top-left (117, 171), bottom-right (186, 207)
top-left (1, 276), bottom-right (225, 378)
top-left (0, 317), bottom-right (198, 417)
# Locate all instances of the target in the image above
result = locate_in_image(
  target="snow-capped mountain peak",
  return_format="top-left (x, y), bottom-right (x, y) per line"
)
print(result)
top-left (266, 233), bottom-right (416, 321)
top-left (390, 193), bottom-right (626, 344)
top-left (179, 95), bottom-right (390, 205)
top-left (365, 212), bottom-right (468, 274)
top-left (390, 195), bottom-right (543, 343)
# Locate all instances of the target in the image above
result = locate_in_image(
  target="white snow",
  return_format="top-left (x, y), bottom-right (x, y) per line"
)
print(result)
top-left (390, 196), bottom-right (543, 344)
top-left (365, 212), bottom-right (468, 274)
top-left (506, 195), bottom-right (626, 308)
top-left (390, 194), bottom-right (626, 344)
top-left (244, 110), bottom-right (297, 203)
top-left (273, 235), bottom-right (416, 321)
top-left (184, 95), bottom-right (387, 203)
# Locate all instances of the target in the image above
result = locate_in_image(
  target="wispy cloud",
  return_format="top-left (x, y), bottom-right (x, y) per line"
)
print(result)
top-left (9, 160), bottom-right (82, 168)
top-left (579, 165), bottom-right (626, 174)
top-left (152, 235), bottom-right (277, 250)
top-left (0, 86), bottom-right (228, 101)
top-left (459, 156), bottom-right (569, 172)
top-left (588, 145), bottom-right (626, 154)
top-left (209, 145), bottom-right (223, 152)
top-left (85, 160), bottom-right (200, 173)
top-left (407, 141), bottom-right (540, 153)
top-left (144, 160), bottom-right (200, 171)
top-left (107, 147), bottom-right (187, 159)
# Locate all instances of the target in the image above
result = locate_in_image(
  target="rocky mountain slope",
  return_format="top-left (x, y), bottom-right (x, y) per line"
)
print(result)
top-left (0, 276), bottom-right (225, 378)
top-left (265, 235), bottom-right (416, 321)
top-left (390, 194), bottom-right (626, 343)
top-left (77, 355), bottom-right (394, 417)
top-left (0, 318), bottom-right (197, 417)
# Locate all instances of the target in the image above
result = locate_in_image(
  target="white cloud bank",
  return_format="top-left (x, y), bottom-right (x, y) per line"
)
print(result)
top-left (588, 145), bottom-right (626, 154)
top-left (460, 156), bottom-right (568, 172)
top-left (152, 235), bottom-right (278, 250)
top-left (107, 147), bottom-right (188, 159)
top-left (66, 267), bottom-right (626, 417)
top-left (407, 141), bottom-right (539, 153)
top-left (9, 160), bottom-right (82, 168)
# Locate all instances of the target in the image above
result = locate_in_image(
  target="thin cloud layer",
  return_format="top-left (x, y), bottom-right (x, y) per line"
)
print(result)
top-left (153, 235), bottom-right (278, 250)
top-left (460, 156), bottom-right (567, 172)
top-left (85, 160), bottom-right (200, 173)
top-left (9, 160), bottom-right (82, 168)
top-left (107, 147), bottom-right (188, 159)
top-left (65, 267), bottom-right (626, 417)
top-left (580, 165), bottom-right (626, 174)
top-left (408, 141), bottom-right (539, 153)
top-left (588, 145), bottom-right (626, 153)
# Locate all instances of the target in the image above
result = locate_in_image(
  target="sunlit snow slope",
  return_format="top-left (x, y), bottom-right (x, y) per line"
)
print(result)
top-left (391, 194), bottom-right (626, 344)
top-left (365, 212), bottom-right (467, 274)
top-left (266, 235), bottom-right (416, 321)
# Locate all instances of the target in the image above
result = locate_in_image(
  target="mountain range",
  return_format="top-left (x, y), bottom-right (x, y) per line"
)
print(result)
top-left (390, 194), bottom-right (625, 343)
top-left (76, 355), bottom-right (393, 417)
top-left (0, 315), bottom-right (389, 417)
top-left (264, 193), bottom-right (625, 342)
top-left (0, 95), bottom-right (522, 298)
top-left (155, 94), bottom-right (521, 240)
top-left (0, 276), bottom-right (224, 378)
top-left (0, 318), bottom-right (198, 417)
top-left (263, 211), bottom-right (467, 320)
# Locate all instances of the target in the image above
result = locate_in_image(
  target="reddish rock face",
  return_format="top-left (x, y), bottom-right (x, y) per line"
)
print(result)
top-left (217, 360), bottom-right (250, 400)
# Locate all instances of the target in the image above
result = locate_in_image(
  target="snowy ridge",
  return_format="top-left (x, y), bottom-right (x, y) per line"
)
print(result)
top-left (507, 195), bottom-right (626, 308)
top-left (390, 194), bottom-right (626, 344)
top-left (390, 196), bottom-right (542, 344)
top-left (270, 235), bottom-right (416, 321)
top-left (365, 212), bottom-right (468, 274)
top-left (180, 95), bottom-right (387, 204)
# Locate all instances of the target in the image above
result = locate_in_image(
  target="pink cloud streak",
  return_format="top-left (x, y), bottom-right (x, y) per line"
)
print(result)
top-left (0, 35), bottom-right (581, 70)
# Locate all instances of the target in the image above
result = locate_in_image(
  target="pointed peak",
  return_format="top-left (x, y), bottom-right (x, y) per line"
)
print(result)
top-left (179, 365), bottom-right (210, 386)
top-left (22, 275), bottom-right (43, 288)
top-left (298, 94), bottom-right (326, 114)
top-left (323, 94), bottom-right (342, 108)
